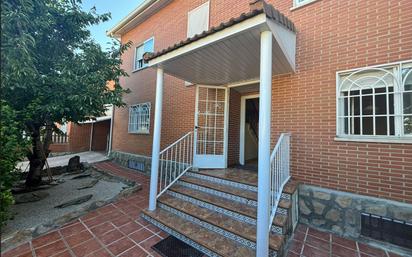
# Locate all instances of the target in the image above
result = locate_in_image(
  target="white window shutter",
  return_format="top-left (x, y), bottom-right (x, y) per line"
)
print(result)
top-left (187, 2), bottom-right (209, 38)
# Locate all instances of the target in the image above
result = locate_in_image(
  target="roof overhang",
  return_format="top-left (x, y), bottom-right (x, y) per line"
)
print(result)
top-left (146, 12), bottom-right (296, 85)
top-left (80, 105), bottom-right (113, 124)
top-left (107, 0), bottom-right (172, 38)
top-left (81, 116), bottom-right (111, 124)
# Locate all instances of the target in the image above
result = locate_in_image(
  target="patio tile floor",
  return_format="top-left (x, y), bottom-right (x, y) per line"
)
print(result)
top-left (286, 225), bottom-right (404, 257)
top-left (2, 161), bottom-right (406, 257)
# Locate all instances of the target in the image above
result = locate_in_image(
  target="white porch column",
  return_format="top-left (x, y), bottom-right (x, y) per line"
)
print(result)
top-left (256, 30), bottom-right (272, 257)
top-left (148, 67), bottom-right (164, 211)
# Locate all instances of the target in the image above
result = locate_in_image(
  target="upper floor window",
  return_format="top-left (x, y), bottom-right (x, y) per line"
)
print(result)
top-left (187, 2), bottom-right (209, 38)
top-left (293, 0), bottom-right (317, 8)
top-left (336, 61), bottom-right (412, 142)
top-left (134, 38), bottom-right (154, 71)
top-left (128, 102), bottom-right (151, 134)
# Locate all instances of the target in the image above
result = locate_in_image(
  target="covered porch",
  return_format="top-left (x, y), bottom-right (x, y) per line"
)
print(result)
top-left (145, 1), bottom-right (297, 256)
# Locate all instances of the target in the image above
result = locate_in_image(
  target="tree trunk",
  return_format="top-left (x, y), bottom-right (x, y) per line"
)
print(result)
top-left (25, 123), bottom-right (52, 187)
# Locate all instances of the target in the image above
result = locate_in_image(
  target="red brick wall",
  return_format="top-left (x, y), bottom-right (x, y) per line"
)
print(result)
top-left (228, 89), bottom-right (241, 166)
top-left (49, 143), bottom-right (70, 153)
top-left (112, 0), bottom-right (412, 203)
top-left (268, 0), bottom-right (412, 203)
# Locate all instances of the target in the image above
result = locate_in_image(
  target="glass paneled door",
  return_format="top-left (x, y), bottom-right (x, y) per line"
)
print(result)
top-left (194, 86), bottom-right (228, 168)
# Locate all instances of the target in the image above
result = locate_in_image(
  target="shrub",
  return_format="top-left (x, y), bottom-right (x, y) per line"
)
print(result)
top-left (0, 102), bottom-right (26, 227)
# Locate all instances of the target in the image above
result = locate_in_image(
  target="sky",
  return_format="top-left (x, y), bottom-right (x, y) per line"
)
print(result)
top-left (82, 0), bottom-right (145, 49)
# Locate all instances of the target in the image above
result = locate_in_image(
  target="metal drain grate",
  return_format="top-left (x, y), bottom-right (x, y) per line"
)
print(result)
top-left (361, 213), bottom-right (412, 249)
top-left (151, 236), bottom-right (204, 257)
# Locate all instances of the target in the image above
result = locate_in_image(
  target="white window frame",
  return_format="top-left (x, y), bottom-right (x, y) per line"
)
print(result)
top-left (292, 0), bottom-right (318, 9)
top-left (128, 102), bottom-right (151, 134)
top-left (133, 37), bottom-right (154, 72)
top-left (187, 1), bottom-right (209, 38)
top-left (335, 60), bottom-right (412, 144)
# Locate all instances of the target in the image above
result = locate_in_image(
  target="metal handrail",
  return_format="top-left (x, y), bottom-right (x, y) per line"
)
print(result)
top-left (157, 131), bottom-right (194, 198)
top-left (160, 131), bottom-right (193, 154)
top-left (269, 133), bottom-right (291, 229)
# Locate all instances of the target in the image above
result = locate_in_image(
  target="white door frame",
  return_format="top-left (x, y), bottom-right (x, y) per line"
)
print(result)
top-left (193, 85), bottom-right (229, 169)
top-left (239, 93), bottom-right (260, 165)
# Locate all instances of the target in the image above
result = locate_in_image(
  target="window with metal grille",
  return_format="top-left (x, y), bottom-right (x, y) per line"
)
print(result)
top-left (128, 102), bottom-right (151, 134)
top-left (361, 213), bottom-right (412, 249)
top-left (134, 38), bottom-right (154, 71)
top-left (336, 61), bottom-right (412, 142)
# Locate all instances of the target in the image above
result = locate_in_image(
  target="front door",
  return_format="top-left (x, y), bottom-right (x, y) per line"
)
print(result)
top-left (194, 86), bottom-right (228, 168)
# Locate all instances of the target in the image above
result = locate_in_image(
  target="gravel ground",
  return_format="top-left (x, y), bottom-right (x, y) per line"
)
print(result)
top-left (2, 171), bottom-right (126, 238)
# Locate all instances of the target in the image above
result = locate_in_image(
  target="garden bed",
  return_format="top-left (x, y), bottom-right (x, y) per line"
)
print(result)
top-left (1, 164), bottom-right (140, 252)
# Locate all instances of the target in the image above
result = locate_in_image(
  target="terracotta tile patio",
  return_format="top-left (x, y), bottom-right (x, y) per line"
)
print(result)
top-left (286, 224), bottom-right (404, 257)
top-left (2, 162), bottom-right (163, 257)
top-left (2, 161), bottom-right (406, 257)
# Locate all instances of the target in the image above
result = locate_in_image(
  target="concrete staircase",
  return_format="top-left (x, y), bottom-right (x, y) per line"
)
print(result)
top-left (142, 169), bottom-right (299, 257)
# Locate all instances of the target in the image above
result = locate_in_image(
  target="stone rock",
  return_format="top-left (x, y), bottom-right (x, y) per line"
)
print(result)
top-left (53, 211), bottom-right (83, 226)
top-left (1, 229), bottom-right (33, 253)
top-left (81, 162), bottom-right (91, 169)
top-left (364, 203), bottom-right (387, 216)
top-left (313, 201), bottom-right (326, 215)
top-left (12, 184), bottom-right (54, 194)
top-left (313, 191), bottom-right (331, 201)
top-left (331, 225), bottom-right (343, 234)
top-left (88, 200), bottom-right (107, 209)
top-left (344, 226), bottom-right (358, 238)
top-left (326, 209), bottom-right (341, 222)
top-left (300, 217), bottom-right (309, 224)
top-left (67, 155), bottom-right (81, 172)
top-left (392, 207), bottom-right (412, 222)
top-left (56, 178), bottom-right (65, 184)
top-left (344, 209), bottom-right (357, 225)
top-left (71, 173), bottom-right (91, 180)
top-left (54, 194), bottom-right (93, 208)
top-left (299, 189), bottom-right (311, 197)
top-left (77, 179), bottom-right (98, 190)
top-left (312, 219), bottom-right (326, 226)
top-left (299, 200), bottom-right (311, 215)
top-left (353, 199), bottom-right (362, 211)
top-left (14, 191), bottom-right (50, 204)
top-left (33, 224), bottom-right (55, 237)
top-left (336, 196), bottom-right (352, 208)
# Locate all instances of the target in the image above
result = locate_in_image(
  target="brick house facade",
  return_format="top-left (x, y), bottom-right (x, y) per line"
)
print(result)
top-left (108, 0), bottom-right (412, 254)
top-left (111, 0), bottom-right (412, 202)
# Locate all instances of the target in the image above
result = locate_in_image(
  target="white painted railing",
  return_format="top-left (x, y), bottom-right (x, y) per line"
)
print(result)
top-left (41, 132), bottom-right (69, 144)
top-left (269, 133), bottom-right (291, 229)
top-left (157, 131), bottom-right (194, 198)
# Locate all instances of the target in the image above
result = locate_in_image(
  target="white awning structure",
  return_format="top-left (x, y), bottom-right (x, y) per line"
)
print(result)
top-left (147, 3), bottom-right (297, 256)
top-left (145, 5), bottom-right (296, 85)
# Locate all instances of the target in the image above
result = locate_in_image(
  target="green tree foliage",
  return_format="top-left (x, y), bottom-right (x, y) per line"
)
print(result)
top-left (1, 0), bottom-right (130, 187)
top-left (0, 102), bottom-right (27, 227)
